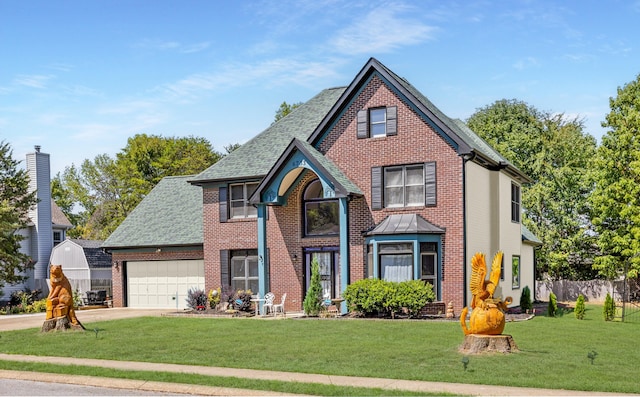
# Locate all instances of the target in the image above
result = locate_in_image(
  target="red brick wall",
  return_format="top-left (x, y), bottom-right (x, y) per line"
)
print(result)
top-left (110, 248), bottom-right (204, 307)
top-left (319, 75), bottom-right (466, 312)
top-left (202, 74), bottom-right (466, 313)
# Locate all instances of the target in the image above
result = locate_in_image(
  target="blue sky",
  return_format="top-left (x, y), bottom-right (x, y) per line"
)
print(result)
top-left (2, 1), bottom-right (639, 176)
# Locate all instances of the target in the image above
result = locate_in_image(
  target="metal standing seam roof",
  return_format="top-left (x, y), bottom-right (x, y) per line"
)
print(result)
top-left (102, 175), bottom-right (203, 249)
top-left (365, 214), bottom-right (445, 236)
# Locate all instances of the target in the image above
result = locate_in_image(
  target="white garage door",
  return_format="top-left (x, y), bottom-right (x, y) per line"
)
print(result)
top-left (127, 260), bottom-right (205, 309)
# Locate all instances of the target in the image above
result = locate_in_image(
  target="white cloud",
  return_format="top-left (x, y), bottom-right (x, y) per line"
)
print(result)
top-left (133, 39), bottom-right (210, 54)
top-left (512, 57), bottom-right (540, 71)
top-left (14, 74), bottom-right (54, 89)
top-left (329, 4), bottom-right (436, 54)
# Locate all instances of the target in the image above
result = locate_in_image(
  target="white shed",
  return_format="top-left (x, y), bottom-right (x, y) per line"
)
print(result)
top-left (49, 239), bottom-right (112, 298)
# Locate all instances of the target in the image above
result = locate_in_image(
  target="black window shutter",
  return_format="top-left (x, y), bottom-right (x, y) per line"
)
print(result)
top-left (219, 186), bottom-right (228, 223)
top-left (220, 250), bottom-right (230, 287)
top-left (357, 110), bottom-right (368, 139)
top-left (371, 166), bottom-right (383, 210)
top-left (386, 106), bottom-right (397, 136)
top-left (425, 162), bottom-right (437, 206)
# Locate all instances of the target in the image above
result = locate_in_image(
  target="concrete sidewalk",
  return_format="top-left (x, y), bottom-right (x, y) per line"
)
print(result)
top-left (0, 353), bottom-right (635, 396)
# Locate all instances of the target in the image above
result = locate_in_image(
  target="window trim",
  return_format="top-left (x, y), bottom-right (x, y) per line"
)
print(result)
top-left (229, 182), bottom-right (259, 219)
top-left (512, 255), bottom-right (520, 289)
top-left (511, 183), bottom-right (521, 223)
top-left (371, 162), bottom-right (436, 210)
top-left (303, 179), bottom-right (340, 237)
top-left (229, 249), bottom-right (259, 293)
top-left (357, 106), bottom-right (397, 139)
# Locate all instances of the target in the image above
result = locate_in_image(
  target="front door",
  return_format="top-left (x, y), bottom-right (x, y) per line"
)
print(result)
top-left (305, 248), bottom-right (339, 299)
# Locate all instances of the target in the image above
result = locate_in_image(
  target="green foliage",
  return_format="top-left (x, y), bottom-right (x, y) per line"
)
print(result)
top-left (274, 101), bottom-right (303, 123)
top-left (547, 292), bottom-right (558, 317)
top-left (54, 134), bottom-right (224, 239)
top-left (574, 294), bottom-right (586, 320)
top-left (467, 101), bottom-right (598, 281)
top-left (603, 292), bottom-right (615, 321)
top-left (303, 258), bottom-right (323, 316)
top-left (519, 286), bottom-right (532, 312)
top-left (208, 288), bottom-right (221, 309)
top-left (0, 141), bottom-right (38, 289)
top-left (589, 73), bottom-right (640, 281)
top-left (186, 288), bottom-right (208, 310)
top-left (343, 278), bottom-right (435, 318)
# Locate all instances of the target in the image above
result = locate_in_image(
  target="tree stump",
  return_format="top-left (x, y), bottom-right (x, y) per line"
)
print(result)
top-left (41, 317), bottom-right (84, 332)
top-left (459, 334), bottom-right (518, 354)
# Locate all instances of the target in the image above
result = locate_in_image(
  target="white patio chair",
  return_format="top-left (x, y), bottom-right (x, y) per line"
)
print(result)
top-left (262, 292), bottom-right (275, 315)
top-left (272, 293), bottom-right (287, 317)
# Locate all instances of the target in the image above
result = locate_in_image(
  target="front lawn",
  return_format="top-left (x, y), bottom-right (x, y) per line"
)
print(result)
top-left (0, 304), bottom-right (638, 394)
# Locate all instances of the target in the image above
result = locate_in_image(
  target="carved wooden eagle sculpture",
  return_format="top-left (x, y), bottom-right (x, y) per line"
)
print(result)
top-left (469, 251), bottom-right (503, 309)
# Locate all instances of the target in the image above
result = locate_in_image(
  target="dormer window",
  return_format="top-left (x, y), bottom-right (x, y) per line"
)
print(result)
top-left (357, 106), bottom-right (397, 138)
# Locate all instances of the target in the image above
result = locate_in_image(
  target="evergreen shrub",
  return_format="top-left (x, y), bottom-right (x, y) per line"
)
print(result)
top-left (548, 292), bottom-right (558, 317)
top-left (574, 294), bottom-right (586, 320)
top-left (603, 292), bottom-right (615, 321)
top-left (303, 258), bottom-right (323, 316)
top-left (520, 285), bottom-right (532, 312)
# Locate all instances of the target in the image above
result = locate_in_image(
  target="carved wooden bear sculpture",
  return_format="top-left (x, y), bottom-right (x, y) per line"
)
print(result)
top-left (46, 264), bottom-right (83, 328)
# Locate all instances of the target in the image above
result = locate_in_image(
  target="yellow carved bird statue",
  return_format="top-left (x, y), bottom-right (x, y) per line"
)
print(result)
top-left (460, 251), bottom-right (512, 335)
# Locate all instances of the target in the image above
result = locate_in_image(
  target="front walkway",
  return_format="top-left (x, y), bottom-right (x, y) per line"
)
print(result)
top-left (0, 353), bottom-right (635, 396)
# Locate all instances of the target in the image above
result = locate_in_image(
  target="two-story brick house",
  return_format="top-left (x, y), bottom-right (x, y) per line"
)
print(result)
top-left (104, 58), bottom-right (540, 312)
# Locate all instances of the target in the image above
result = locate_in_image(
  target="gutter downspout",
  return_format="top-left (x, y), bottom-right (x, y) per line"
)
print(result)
top-left (461, 151), bottom-right (476, 308)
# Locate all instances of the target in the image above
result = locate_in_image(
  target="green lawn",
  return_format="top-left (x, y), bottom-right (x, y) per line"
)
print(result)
top-left (0, 304), bottom-right (638, 394)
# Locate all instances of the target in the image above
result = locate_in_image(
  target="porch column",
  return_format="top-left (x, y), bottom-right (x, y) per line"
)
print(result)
top-left (257, 204), bottom-right (268, 305)
top-left (339, 197), bottom-right (349, 314)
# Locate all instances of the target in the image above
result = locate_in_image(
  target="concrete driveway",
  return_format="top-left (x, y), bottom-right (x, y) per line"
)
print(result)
top-left (0, 308), bottom-right (168, 331)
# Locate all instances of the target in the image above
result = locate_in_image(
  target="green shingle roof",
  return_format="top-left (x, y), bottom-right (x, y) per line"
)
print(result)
top-left (189, 87), bottom-right (346, 184)
top-left (102, 175), bottom-right (203, 249)
top-left (522, 224), bottom-right (543, 246)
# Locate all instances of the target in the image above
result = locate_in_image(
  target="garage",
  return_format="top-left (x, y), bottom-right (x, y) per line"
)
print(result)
top-left (126, 260), bottom-right (205, 309)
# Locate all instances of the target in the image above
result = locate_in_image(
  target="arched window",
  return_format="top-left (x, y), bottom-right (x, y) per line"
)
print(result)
top-left (303, 180), bottom-right (339, 236)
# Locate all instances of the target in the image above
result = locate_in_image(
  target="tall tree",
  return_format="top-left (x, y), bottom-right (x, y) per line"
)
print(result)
top-left (57, 134), bottom-right (223, 239)
top-left (274, 101), bottom-right (302, 123)
top-left (0, 141), bottom-right (38, 290)
top-left (467, 100), bottom-right (598, 280)
top-left (589, 74), bottom-right (640, 280)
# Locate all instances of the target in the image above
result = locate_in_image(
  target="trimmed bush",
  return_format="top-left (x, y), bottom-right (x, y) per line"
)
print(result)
top-left (520, 286), bottom-right (532, 312)
top-left (547, 292), bottom-right (558, 317)
top-left (603, 292), bottom-right (615, 321)
top-left (343, 278), bottom-right (435, 318)
top-left (574, 294), bottom-right (586, 320)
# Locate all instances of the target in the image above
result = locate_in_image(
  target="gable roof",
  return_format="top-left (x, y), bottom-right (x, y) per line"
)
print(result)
top-left (308, 58), bottom-right (530, 183)
top-left (249, 138), bottom-right (363, 204)
top-left (102, 175), bottom-right (203, 249)
top-left (189, 87), bottom-right (346, 185)
top-left (51, 201), bottom-right (73, 229)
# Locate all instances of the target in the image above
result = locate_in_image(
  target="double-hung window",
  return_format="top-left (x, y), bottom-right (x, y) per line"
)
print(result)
top-left (229, 182), bottom-right (258, 219)
top-left (371, 162), bottom-right (436, 210)
top-left (357, 106), bottom-right (397, 138)
top-left (511, 183), bottom-right (521, 223)
top-left (384, 165), bottom-right (425, 208)
top-left (230, 250), bottom-right (259, 292)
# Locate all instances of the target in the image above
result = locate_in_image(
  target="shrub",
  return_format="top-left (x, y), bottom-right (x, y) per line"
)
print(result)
top-left (520, 286), bottom-right (532, 312)
top-left (186, 288), bottom-right (208, 310)
top-left (208, 288), bottom-right (221, 309)
top-left (27, 298), bottom-right (47, 313)
top-left (574, 294), bottom-right (586, 320)
top-left (603, 292), bottom-right (615, 321)
top-left (547, 292), bottom-right (558, 317)
top-left (343, 278), bottom-right (435, 318)
top-left (303, 258), bottom-right (324, 316)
